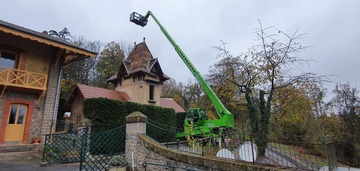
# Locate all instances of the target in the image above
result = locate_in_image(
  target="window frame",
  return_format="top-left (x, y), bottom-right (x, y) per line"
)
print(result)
top-left (8, 104), bottom-right (28, 125)
top-left (0, 49), bottom-right (19, 69)
top-left (149, 84), bottom-right (155, 101)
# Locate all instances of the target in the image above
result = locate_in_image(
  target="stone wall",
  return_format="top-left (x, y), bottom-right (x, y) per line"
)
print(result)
top-left (125, 112), bottom-right (282, 171)
top-left (70, 93), bottom-right (84, 129)
top-left (40, 59), bottom-right (61, 136)
top-left (0, 91), bottom-right (43, 144)
top-left (116, 78), bottom-right (162, 106)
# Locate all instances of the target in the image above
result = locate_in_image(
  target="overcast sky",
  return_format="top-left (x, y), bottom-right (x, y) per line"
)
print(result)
top-left (1, 0), bottom-right (360, 93)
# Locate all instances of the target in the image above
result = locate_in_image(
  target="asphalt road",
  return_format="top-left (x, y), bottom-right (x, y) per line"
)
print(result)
top-left (0, 151), bottom-right (79, 171)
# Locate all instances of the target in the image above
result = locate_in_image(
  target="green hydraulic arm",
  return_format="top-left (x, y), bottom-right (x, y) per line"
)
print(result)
top-left (130, 11), bottom-right (234, 136)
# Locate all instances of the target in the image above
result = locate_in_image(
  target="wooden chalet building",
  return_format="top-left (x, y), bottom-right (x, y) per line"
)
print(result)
top-left (0, 19), bottom-right (97, 145)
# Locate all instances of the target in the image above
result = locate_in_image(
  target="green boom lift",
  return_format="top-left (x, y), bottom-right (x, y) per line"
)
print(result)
top-left (130, 11), bottom-right (234, 138)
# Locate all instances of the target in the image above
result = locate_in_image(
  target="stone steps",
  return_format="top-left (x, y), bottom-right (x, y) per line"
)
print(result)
top-left (0, 144), bottom-right (41, 153)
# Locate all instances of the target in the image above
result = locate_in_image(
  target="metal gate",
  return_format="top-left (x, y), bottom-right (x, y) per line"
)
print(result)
top-left (79, 125), bottom-right (126, 171)
top-left (42, 127), bottom-right (88, 164)
top-left (42, 125), bottom-right (126, 171)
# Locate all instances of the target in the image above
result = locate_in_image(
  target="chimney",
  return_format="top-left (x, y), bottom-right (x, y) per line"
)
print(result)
top-left (42, 31), bottom-right (48, 35)
top-left (134, 42), bottom-right (136, 46)
top-left (143, 37), bottom-right (146, 43)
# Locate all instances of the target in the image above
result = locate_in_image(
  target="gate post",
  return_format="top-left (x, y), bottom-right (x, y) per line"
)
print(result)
top-left (125, 111), bottom-right (147, 171)
top-left (323, 135), bottom-right (337, 171)
top-left (79, 127), bottom-right (89, 171)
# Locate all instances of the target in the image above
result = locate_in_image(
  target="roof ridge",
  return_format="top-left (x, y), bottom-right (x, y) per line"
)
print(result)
top-left (0, 19), bottom-right (95, 54)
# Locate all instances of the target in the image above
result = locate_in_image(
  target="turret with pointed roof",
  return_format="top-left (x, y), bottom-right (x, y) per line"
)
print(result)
top-left (108, 38), bottom-right (170, 106)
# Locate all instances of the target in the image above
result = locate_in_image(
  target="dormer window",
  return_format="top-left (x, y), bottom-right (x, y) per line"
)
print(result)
top-left (0, 50), bottom-right (17, 69)
top-left (138, 75), bottom-right (143, 81)
top-left (149, 68), bottom-right (157, 78)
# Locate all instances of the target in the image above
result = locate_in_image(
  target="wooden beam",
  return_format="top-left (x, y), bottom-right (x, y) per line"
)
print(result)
top-left (64, 51), bottom-right (79, 56)
top-left (0, 86), bottom-right (6, 98)
top-left (38, 90), bottom-right (46, 101)
top-left (55, 49), bottom-right (65, 67)
top-left (62, 55), bottom-right (88, 66)
top-left (0, 44), bottom-right (24, 53)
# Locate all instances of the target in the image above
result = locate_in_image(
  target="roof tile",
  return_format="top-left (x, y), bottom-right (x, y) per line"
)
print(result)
top-left (77, 84), bottom-right (130, 101)
top-left (160, 98), bottom-right (185, 113)
top-left (124, 42), bottom-right (154, 73)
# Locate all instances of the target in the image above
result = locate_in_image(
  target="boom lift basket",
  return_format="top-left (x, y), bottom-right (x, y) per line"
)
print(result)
top-left (130, 12), bottom-right (148, 27)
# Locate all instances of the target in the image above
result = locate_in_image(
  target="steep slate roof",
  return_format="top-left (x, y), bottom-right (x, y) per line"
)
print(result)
top-left (160, 98), bottom-right (185, 113)
top-left (0, 19), bottom-right (97, 62)
top-left (74, 84), bottom-right (130, 101)
top-left (108, 40), bottom-right (170, 83)
top-left (123, 42), bottom-right (154, 74)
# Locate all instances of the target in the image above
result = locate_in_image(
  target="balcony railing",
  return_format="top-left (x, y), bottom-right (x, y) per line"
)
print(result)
top-left (0, 66), bottom-right (48, 92)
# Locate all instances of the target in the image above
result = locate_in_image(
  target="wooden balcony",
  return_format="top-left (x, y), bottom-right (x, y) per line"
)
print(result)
top-left (0, 66), bottom-right (47, 96)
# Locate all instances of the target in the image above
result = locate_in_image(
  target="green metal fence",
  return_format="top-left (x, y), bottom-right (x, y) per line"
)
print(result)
top-left (42, 125), bottom-right (126, 171)
top-left (146, 119), bottom-right (177, 143)
top-left (80, 125), bottom-right (126, 171)
top-left (42, 127), bottom-right (88, 164)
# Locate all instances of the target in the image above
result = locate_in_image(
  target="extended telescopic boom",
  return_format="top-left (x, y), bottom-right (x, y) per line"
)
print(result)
top-left (130, 11), bottom-right (232, 119)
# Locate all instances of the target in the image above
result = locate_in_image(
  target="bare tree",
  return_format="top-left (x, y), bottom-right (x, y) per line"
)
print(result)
top-left (120, 40), bottom-right (135, 57)
top-left (161, 78), bottom-right (180, 97)
top-left (211, 21), bottom-right (326, 156)
top-left (61, 36), bottom-right (103, 98)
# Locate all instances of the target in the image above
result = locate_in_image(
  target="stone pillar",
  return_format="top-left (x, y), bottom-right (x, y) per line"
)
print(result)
top-left (125, 111), bottom-right (147, 171)
top-left (41, 60), bottom-right (60, 136)
top-left (323, 135), bottom-right (337, 171)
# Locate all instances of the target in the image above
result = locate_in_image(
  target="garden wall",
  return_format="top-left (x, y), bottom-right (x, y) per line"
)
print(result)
top-left (125, 112), bottom-right (284, 171)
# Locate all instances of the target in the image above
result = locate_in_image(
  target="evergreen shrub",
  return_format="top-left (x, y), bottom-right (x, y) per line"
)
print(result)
top-left (84, 98), bottom-right (176, 143)
top-left (176, 112), bottom-right (187, 132)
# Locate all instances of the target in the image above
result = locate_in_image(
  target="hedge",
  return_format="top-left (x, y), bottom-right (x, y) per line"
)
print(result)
top-left (176, 112), bottom-right (187, 132)
top-left (83, 98), bottom-right (177, 143)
